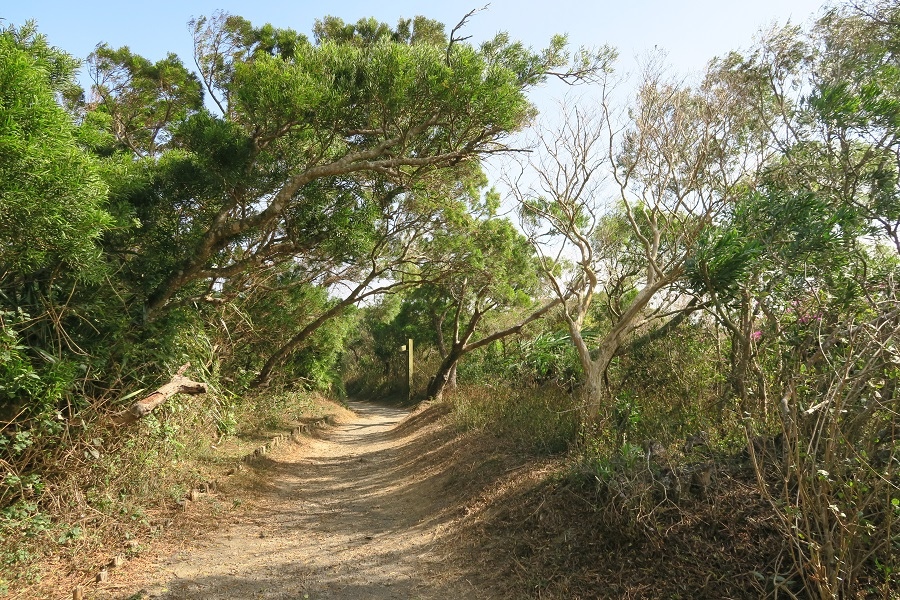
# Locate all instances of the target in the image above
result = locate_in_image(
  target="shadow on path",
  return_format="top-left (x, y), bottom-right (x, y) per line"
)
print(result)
top-left (130, 400), bottom-right (485, 600)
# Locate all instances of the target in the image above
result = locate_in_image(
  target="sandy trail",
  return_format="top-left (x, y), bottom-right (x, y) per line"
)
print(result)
top-left (137, 401), bottom-right (479, 600)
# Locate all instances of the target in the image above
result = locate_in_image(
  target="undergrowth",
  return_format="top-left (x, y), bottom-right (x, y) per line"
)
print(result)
top-left (0, 384), bottom-right (340, 596)
top-left (447, 384), bottom-right (579, 454)
top-left (446, 374), bottom-right (900, 598)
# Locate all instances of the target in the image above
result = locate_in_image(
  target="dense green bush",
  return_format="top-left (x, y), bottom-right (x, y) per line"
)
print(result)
top-left (0, 23), bottom-right (110, 279)
top-left (608, 321), bottom-right (726, 446)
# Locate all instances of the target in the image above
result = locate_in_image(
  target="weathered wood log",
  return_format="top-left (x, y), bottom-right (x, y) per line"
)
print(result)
top-left (112, 364), bottom-right (206, 425)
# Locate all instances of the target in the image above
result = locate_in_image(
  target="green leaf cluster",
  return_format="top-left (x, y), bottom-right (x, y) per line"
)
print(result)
top-left (0, 23), bottom-right (110, 279)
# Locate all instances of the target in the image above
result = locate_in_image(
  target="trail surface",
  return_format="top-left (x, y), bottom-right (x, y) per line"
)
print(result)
top-left (139, 401), bottom-right (480, 599)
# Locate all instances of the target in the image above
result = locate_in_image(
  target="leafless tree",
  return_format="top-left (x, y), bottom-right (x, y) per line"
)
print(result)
top-left (512, 59), bottom-right (765, 421)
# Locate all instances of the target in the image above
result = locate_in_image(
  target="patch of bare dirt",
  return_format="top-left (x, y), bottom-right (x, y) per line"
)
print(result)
top-left (92, 401), bottom-right (513, 599)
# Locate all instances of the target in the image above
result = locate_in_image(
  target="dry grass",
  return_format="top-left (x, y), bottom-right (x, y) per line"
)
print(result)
top-left (451, 460), bottom-right (792, 599)
top-left (9, 392), bottom-right (892, 599)
top-left (404, 398), bottom-right (819, 599)
top-left (2, 391), bottom-right (350, 599)
top-left (348, 396), bottom-right (792, 598)
top-left (448, 384), bottom-right (579, 454)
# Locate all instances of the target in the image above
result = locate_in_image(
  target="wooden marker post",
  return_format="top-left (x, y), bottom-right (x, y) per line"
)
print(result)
top-left (400, 339), bottom-right (414, 402)
top-left (407, 338), bottom-right (414, 402)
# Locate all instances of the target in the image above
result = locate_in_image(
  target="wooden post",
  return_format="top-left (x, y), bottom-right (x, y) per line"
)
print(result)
top-left (407, 338), bottom-right (414, 402)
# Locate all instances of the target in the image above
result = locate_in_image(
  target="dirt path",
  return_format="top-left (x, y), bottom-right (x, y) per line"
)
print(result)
top-left (134, 401), bottom-right (482, 599)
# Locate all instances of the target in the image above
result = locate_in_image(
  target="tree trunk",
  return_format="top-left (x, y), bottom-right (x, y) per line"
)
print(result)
top-left (426, 298), bottom-right (563, 401)
top-left (252, 300), bottom-right (350, 388)
top-left (427, 347), bottom-right (464, 401)
top-left (447, 363), bottom-right (458, 389)
top-left (582, 362), bottom-right (608, 425)
top-left (582, 346), bottom-right (616, 421)
top-left (112, 364), bottom-right (206, 425)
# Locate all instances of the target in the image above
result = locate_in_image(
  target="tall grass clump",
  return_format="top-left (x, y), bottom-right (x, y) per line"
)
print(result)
top-left (449, 385), bottom-right (579, 454)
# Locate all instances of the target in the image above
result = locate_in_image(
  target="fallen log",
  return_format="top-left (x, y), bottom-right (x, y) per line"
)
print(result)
top-left (112, 363), bottom-right (207, 426)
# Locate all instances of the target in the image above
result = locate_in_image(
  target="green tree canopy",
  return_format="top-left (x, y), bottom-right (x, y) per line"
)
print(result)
top-left (88, 12), bottom-right (609, 317)
top-left (0, 23), bottom-right (110, 280)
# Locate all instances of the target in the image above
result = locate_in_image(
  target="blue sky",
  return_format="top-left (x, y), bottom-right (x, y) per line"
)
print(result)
top-left (7, 0), bottom-right (828, 79)
top-left (3, 1), bottom-right (835, 278)
top-left (6, 0), bottom-right (832, 204)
